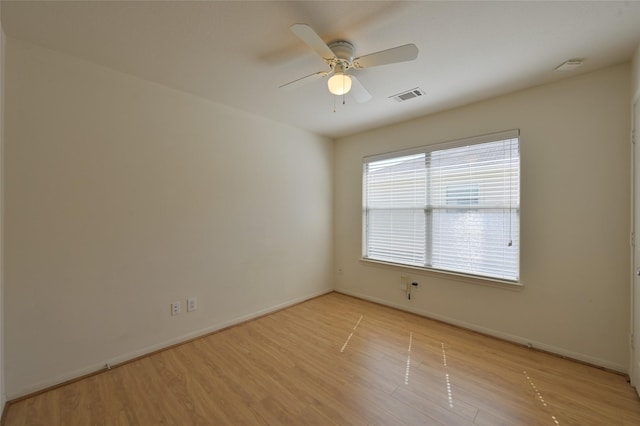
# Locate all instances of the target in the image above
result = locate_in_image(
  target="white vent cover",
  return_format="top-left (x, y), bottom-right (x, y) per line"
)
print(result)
top-left (554, 59), bottom-right (584, 72)
top-left (390, 87), bottom-right (425, 102)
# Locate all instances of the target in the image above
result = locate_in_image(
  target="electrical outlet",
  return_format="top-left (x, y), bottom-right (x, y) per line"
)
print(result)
top-left (187, 297), bottom-right (197, 312)
top-left (171, 301), bottom-right (181, 316)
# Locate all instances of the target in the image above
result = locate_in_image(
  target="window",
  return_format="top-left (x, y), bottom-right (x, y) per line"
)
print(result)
top-left (362, 130), bottom-right (520, 282)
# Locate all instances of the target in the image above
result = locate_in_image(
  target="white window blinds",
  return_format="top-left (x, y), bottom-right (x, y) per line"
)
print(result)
top-left (363, 130), bottom-right (520, 282)
top-left (364, 153), bottom-right (427, 266)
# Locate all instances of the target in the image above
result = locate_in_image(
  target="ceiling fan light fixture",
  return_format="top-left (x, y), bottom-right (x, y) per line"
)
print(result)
top-left (328, 73), bottom-right (352, 95)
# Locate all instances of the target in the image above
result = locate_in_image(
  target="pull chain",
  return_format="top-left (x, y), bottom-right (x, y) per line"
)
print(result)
top-left (332, 77), bottom-right (348, 111)
top-left (343, 76), bottom-right (347, 105)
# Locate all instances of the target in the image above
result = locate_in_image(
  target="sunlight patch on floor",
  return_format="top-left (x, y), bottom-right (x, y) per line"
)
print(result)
top-left (340, 314), bottom-right (364, 353)
top-left (524, 370), bottom-right (560, 425)
top-left (404, 332), bottom-right (413, 385)
top-left (441, 342), bottom-right (454, 408)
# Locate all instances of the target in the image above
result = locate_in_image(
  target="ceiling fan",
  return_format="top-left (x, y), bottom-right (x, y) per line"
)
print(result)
top-left (280, 24), bottom-right (419, 102)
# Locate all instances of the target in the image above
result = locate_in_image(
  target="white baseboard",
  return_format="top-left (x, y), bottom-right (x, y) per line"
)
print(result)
top-left (8, 288), bottom-right (333, 400)
top-left (335, 289), bottom-right (627, 374)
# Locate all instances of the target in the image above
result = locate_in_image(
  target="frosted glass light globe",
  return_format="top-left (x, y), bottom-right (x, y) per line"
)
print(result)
top-left (327, 73), bottom-right (352, 95)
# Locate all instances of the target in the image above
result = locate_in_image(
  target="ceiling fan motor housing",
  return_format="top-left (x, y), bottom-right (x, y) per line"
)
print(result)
top-left (329, 41), bottom-right (354, 62)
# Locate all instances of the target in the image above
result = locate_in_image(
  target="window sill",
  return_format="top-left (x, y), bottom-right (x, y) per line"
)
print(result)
top-left (360, 258), bottom-right (523, 290)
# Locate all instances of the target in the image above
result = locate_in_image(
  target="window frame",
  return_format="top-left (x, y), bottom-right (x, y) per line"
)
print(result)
top-left (362, 129), bottom-right (521, 285)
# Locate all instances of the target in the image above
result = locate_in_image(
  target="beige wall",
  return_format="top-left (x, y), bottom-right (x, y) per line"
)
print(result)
top-left (335, 64), bottom-right (631, 371)
top-left (4, 39), bottom-right (334, 398)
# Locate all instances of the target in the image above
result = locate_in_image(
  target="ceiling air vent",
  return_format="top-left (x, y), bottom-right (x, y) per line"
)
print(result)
top-left (390, 87), bottom-right (425, 102)
top-left (554, 59), bottom-right (584, 72)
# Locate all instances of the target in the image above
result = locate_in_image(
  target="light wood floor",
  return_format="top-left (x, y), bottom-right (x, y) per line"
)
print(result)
top-left (4, 292), bottom-right (640, 425)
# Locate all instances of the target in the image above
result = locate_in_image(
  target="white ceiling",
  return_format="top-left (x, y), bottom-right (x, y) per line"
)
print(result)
top-left (3, 1), bottom-right (640, 139)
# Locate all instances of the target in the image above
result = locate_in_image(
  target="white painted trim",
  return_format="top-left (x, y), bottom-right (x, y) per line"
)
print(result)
top-left (0, 10), bottom-right (6, 418)
top-left (631, 97), bottom-right (640, 395)
top-left (7, 289), bottom-right (333, 400)
top-left (630, 102), bottom-right (636, 387)
top-left (363, 129), bottom-right (520, 163)
top-left (336, 289), bottom-right (627, 374)
top-left (360, 258), bottom-right (523, 288)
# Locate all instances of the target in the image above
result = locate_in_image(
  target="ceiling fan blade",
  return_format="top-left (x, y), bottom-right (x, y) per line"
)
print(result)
top-left (349, 75), bottom-right (372, 103)
top-left (353, 44), bottom-right (419, 69)
top-left (279, 71), bottom-right (330, 91)
top-left (290, 24), bottom-right (336, 61)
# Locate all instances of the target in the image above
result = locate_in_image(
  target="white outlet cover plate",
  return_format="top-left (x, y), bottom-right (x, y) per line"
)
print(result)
top-left (187, 297), bottom-right (197, 312)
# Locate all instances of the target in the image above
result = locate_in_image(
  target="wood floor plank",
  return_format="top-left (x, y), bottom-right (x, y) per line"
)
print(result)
top-left (4, 292), bottom-right (640, 425)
